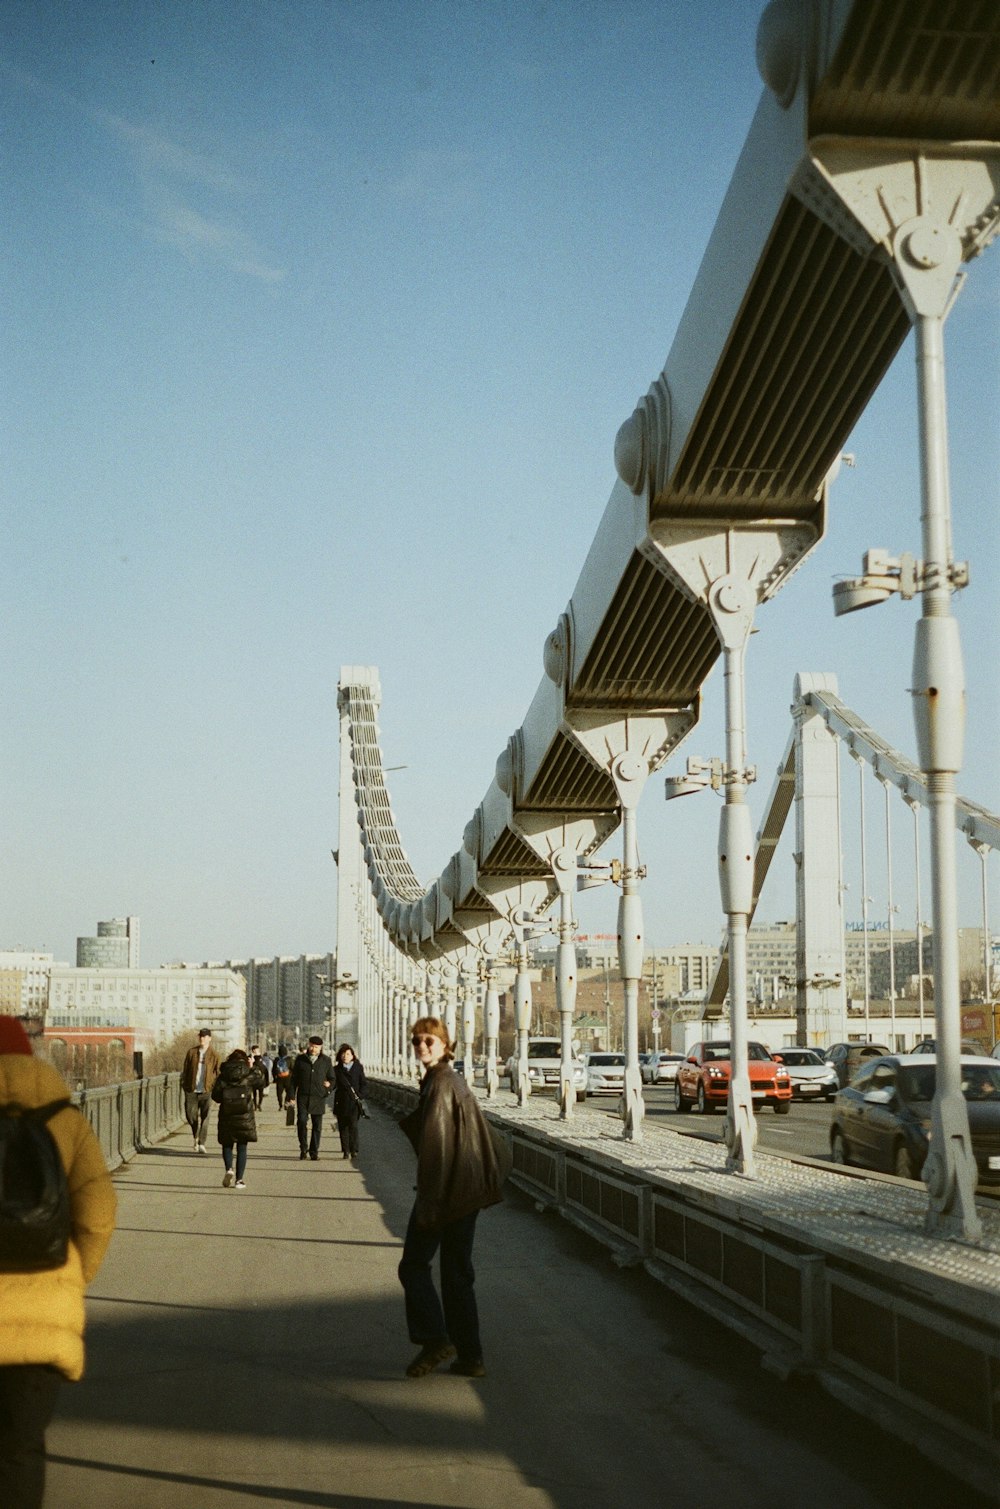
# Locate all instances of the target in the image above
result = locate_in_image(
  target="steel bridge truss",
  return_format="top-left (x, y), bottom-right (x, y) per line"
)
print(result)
top-left (335, 1), bottom-right (1000, 1242)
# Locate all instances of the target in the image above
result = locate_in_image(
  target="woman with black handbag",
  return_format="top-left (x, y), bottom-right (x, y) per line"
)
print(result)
top-left (332, 1043), bottom-right (368, 1163)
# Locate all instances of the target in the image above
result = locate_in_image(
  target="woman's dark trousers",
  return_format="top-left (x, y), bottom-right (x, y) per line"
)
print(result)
top-left (398, 1207), bottom-right (481, 1361)
top-left (337, 1107), bottom-right (360, 1156)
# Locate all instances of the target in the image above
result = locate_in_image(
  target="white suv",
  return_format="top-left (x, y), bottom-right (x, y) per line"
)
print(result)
top-left (507, 1038), bottom-right (587, 1101)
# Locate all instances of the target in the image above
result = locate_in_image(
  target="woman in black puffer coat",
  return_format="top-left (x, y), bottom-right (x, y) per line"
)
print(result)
top-left (211, 1049), bottom-right (265, 1189)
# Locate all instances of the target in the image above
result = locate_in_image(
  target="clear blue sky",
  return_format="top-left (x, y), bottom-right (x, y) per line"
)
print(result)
top-left (3, 1), bottom-right (997, 967)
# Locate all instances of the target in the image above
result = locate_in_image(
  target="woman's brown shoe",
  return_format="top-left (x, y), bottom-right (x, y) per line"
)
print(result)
top-left (449, 1358), bottom-right (486, 1377)
top-left (405, 1341), bottom-right (456, 1378)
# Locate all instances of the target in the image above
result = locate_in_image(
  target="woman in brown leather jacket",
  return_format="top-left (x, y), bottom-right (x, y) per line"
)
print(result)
top-left (397, 1017), bottom-right (505, 1379)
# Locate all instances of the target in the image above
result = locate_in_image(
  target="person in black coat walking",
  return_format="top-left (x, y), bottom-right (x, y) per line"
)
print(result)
top-left (211, 1049), bottom-right (265, 1188)
top-left (332, 1043), bottom-right (368, 1162)
top-left (290, 1036), bottom-right (334, 1160)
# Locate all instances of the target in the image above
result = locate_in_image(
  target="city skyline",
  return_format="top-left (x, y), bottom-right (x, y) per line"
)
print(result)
top-left (4, 2), bottom-right (997, 967)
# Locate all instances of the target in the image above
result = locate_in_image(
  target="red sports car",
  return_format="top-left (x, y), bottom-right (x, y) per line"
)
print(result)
top-left (674, 1040), bottom-right (792, 1115)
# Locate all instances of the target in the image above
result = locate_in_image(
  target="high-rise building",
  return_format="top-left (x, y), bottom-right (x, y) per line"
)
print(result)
top-left (214, 952), bottom-right (336, 1039)
top-left (76, 916), bottom-right (140, 969)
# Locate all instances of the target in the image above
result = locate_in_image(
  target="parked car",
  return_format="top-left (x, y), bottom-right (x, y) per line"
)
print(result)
top-left (674, 1040), bottom-right (792, 1114)
top-left (584, 1052), bottom-right (626, 1095)
top-left (506, 1038), bottom-right (587, 1101)
top-left (823, 1041), bottom-right (891, 1089)
top-left (775, 1047), bottom-right (839, 1102)
top-left (911, 1038), bottom-right (982, 1055)
top-left (642, 1050), bottom-right (685, 1086)
top-left (829, 1053), bottom-right (1000, 1183)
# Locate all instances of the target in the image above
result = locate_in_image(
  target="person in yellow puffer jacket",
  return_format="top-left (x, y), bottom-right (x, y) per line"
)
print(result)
top-left (0, 1015), bottom-right (117, 1508)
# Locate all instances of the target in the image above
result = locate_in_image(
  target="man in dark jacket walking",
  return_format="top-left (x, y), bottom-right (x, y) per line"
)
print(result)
top-left (290, 1036), bottom-right (334, 1160)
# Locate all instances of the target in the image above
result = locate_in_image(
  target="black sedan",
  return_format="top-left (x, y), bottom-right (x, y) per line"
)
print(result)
top-left (830, 1054), bottom-right (1000, 1183)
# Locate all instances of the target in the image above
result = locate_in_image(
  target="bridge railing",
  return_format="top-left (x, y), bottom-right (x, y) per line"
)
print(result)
top-left (73, 1073), bottom-right (184, 1172)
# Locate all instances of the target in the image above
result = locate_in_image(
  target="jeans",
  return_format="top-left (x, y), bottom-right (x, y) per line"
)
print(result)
top-left (222, 1142), bottom-right (249, 1180)
top-left (0, 1364), bottom-right (62, 1509)
top-left (398, 1207), bottom-right (481, 1362)
top-left (274, 1077), bottom-right (290, 1108)
top-left (184, 1091), bottom-right (211, 1145)
top-left (297, 1108), bottom-right (324, 1157)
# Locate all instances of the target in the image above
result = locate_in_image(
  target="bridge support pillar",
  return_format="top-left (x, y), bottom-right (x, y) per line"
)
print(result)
top-left (460, 955), bottom-right (477, 1084)
top-left (711, 573), bottom-right (758, 1177)
top-left (611, 757), bottom-right (648, 1142)
top-left (911, 303), bottom-right (980, 1242)
top-left (551, 849), bottom-right (579, 1119)
top-left (441, 962), bottom-right (458, 1050)
top-left (482, 947), bottom-right (501, 1097)
top-left (513, 929), bottom-right (533, 1106)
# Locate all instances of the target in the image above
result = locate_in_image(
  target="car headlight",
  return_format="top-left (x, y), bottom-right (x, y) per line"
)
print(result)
top-left (776, 1068), bottom-right (789, 1079)
top-left (528, 1067), bottom-right (542, 1080)
top-left (707, 1066), bottom-right (726, 1078)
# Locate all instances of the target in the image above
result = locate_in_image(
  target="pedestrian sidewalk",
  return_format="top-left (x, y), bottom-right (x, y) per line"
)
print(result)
top-left (44, 1095), bottom-right (992, 1509)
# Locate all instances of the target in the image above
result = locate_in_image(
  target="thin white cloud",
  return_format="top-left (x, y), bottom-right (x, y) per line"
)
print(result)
top-left (5, 59), bottom-right (285, 284)
top-left (150, 193), bottom-right (286, 284)
top-left (97, 107), bottom-right (251, 197)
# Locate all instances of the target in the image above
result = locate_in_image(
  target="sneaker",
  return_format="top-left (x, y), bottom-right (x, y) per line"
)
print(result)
top-left (193, 1140), bottom-right (200, 1154)
top-left (223, 1169), bottom-right (234, 1188)
top-left (299, 1150), bottom-right (308, 1160)
top-left (405, 1341), bottom-right (456, 1378)
top-left (449, 1358), bottom-right (486, 1378)
top-left (234, 1179), bottom-right (246, 1189)
top-left (196, 1143), bottom-right (207, 1154)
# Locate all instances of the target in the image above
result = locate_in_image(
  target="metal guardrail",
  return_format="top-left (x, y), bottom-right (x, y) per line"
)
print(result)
top-left (369, 1076), bottom-right (999, 1500)
top-left (73, 1073), bottom-right (185, 1172)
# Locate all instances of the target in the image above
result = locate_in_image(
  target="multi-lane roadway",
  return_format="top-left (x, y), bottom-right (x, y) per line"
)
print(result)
top-left (578, 1085), bottom-right (1000, 1201)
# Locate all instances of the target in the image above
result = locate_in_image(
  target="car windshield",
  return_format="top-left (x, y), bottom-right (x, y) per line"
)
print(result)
top-left (590, 1055), bottom-right (624, 1067)
top-left (781, 1050), bottom-right (823, 1066)
top-left (747, 1043), bottom-right (774, 1061)
top-left (527, 1043), bottom-right (561, 1058)
top-left (898, 1064), bottom-right (1000, 1103)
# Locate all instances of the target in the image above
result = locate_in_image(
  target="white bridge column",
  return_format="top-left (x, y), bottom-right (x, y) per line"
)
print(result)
top-left (551, 848), bottom-right (579, 1120)
top-left (482, 947), bottom-right (501, 1097)
top-left (711, 574), bottom-right (758, 1178)
top-left (513, 928), bottom-right (533, 1106)
top-left (793, 674), bottom-right (847, 1047)
top-left (441, 962), bottom-right (458, 1047)
top-left (612, 756), bottom-right (648, 1143)
top-left (460, 955), bottom-right (477, 1080)
top-left (911, 302), bottom-right (980, 1241)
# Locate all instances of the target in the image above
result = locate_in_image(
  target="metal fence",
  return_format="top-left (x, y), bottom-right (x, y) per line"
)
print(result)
top-left (74, 1073), bottom-right (185, 1171)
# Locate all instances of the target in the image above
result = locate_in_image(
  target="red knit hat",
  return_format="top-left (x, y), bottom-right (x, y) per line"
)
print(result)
top-left (0, 1016), bottom-right (34, 1055)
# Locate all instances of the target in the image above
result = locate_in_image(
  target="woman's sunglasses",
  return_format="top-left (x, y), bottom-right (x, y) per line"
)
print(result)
top-left (411, 1034), bottom-right (440, 1048)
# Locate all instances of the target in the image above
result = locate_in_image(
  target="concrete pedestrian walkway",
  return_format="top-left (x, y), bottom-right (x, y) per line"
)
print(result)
top-left (46, 1097), bottom-right (992, 1509)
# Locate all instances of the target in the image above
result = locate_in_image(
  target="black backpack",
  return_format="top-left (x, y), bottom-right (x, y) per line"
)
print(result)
top-left (0, 1099), bottom-right (73, 1272)
top-left (220, 1079), bottom-right (252, 1116)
